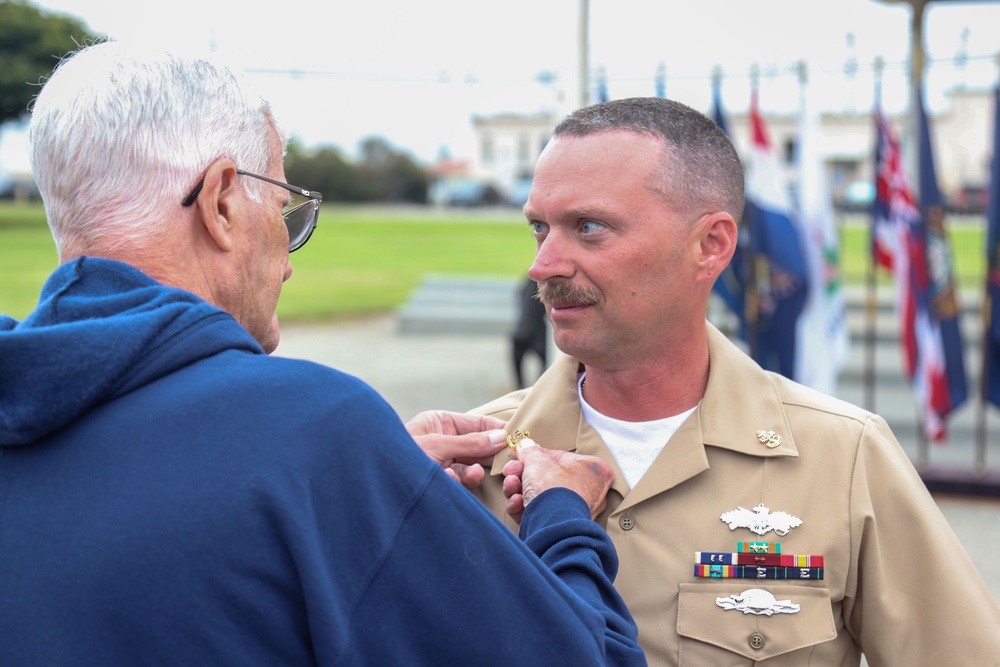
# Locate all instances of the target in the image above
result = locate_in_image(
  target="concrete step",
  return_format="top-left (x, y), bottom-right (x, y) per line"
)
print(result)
top-left (397, 274), bottom-right (520, 335)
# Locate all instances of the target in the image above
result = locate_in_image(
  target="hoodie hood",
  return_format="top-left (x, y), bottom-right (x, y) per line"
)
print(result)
top-left (0, 257), bottom-right (263, 446)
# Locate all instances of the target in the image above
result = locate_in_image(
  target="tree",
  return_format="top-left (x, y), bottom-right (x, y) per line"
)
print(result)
top-left (285, 136), bottom-right (431, 204)
top-left (357, 136), bottom-right (430, 204)
top-left (285, 140), bottom-right (380, 203)
top-left (0, 1), bottom-right (96, 126)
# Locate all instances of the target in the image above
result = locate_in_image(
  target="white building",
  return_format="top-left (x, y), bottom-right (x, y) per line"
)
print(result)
top-left (467, 86), bottom-right (996, 209)
top-left (469, 112), bottom-right (556, 203)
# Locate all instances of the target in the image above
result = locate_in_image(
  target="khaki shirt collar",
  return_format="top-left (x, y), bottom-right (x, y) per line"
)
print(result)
top-left (699, 323), bottom-right (799, 459)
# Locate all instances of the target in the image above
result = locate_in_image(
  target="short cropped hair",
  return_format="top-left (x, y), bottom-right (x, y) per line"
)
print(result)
top-left (554, 97), bottom-right (745, 223)
top-left (28, 40), bottom-right (281, 255)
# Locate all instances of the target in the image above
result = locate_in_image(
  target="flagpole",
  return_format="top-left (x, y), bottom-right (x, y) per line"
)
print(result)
top-left (576, 0), bottom-right (589, 109)
top-left (913, 13), bottom-right (931, 465)
top-left (746, 64), bottom-right (761, 364)
top-left (915, 87), bottom-right (929, 469)
top-left (865, 59), bottom-right (884, 413)
top-left (905, 0), bottom-right (926, 182)
top-left (976, 289), bottom-right (989, 473)
top-left (974, 55), bottom-right (1000, 474)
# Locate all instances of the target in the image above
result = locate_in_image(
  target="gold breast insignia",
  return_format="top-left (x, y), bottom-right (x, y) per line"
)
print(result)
top-left (506, 429), bottom-right (531, 450)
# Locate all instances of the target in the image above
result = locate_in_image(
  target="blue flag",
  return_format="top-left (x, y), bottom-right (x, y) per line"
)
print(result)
top-left (915, 89), bottom-right (968, 438)
top-left (744, 91), bottom-right (809, 379)
top-left (985, 85), bottom-right (1000, 409)
top-left (874, 102), bottom-right (963, 440)
top-left (596, 67), bottom-right (609, 103)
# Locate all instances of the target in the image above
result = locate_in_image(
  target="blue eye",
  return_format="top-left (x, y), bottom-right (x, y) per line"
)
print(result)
top-left (580, 220), bottom-right (605, 234)
top-left (529, 221), bottom-right (548, 235)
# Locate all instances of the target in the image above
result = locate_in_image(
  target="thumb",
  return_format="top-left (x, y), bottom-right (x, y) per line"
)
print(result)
top-left (447, 429), bottom-right (508, 461)
top-left (514, 437), bottom-right (541, 461)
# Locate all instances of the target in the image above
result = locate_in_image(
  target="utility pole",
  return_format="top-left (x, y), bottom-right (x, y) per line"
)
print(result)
top-left (577, 0), bottom-right (590, 110)
top-left (879, 0), bottom-right (929, 178)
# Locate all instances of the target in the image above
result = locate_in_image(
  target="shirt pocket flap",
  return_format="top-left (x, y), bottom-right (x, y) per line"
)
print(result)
top-left (677, 583), bottom-right (837, 660)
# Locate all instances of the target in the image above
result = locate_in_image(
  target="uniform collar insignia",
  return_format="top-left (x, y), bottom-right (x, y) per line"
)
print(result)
top-left (506, 429), bottom-right (530, 450)
top-left (756, 429), bottom-right (783, 448)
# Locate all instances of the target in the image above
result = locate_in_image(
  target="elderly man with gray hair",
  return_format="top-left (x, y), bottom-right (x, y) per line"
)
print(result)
top-left (0, 40), bottom-right (645, 666)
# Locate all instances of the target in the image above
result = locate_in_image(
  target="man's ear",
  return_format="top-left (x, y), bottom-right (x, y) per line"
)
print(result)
top-left (192, 159), bottom-right (241, 253)
top-left (695, 211), bottom-right (738, 282)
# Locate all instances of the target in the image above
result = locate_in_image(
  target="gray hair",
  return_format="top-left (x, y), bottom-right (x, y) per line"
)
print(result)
top-left (28, 39), bottom-right (282, 256)
top-left (554, 97), bottom-right (745, 223)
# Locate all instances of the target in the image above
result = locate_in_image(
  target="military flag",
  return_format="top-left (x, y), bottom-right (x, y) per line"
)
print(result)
top-left (655, 63), bottom-right (666, 99)
top-left (596, 66), bottom-right (609, 103)
top-left (744, 89), bottom-right (809, 379)
top-left (916, 89), bottom-right (968, 437)
top-left (794, 69), bottom-right (849, 394)
top-left (873, 96), bottom-right (967, 440)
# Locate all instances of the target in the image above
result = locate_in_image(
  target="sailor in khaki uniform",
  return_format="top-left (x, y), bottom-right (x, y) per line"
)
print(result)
top-left (475, 325), bottom-right (1000, 665)
top-left (466, 98), bottom-right (1000, 666)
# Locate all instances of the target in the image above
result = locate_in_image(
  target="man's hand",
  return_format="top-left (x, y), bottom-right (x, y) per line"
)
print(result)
top-left (405, 410), bottom-right (507, 488)
top-left (502, 438), bottom-right (614, 523)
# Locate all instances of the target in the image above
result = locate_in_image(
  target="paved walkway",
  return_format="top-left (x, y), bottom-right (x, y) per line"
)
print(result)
top-left (274, 315), bottom-right (1000, 606)
top-left (274, 315), bottom-right (520, 419)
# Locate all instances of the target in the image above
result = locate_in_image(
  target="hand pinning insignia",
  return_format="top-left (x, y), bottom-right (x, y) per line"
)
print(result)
top-left (506, 429), bottom-right (531, 450)
top-left (721, 503), bottom-right (802, 536)
top-left (716, 588), bottom-right (800, 615)
top-left (756, 430), bottom-right (783, 448)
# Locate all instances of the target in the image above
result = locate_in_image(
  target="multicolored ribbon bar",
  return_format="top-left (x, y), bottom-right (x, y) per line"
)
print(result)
top-left (695, 551), bottom-right (738, 565)
top-left (696, 552), bottom-right (824, 567)
top-left (694, 564), bottom-right (824, 580)
top-left (735, 553), bottom-right (825, 567)
top-left (737, 541), bottom-right (781, 554)
top-left (694, 564), bottom-right (741, 578)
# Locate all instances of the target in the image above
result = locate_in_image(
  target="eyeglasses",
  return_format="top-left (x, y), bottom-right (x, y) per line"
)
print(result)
top-left (181, 169), bottom-right (323, 252)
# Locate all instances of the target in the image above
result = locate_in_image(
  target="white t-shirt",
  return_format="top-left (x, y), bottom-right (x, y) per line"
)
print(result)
top-left (578, 373), bottom-right (695, 490)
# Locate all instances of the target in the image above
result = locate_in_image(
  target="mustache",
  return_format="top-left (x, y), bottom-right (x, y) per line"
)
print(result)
top-left (536, 281), bottom-right (600, 306)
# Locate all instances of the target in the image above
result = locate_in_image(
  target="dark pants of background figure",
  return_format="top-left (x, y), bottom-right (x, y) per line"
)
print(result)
top-left (512, 278), bottom-right (548, 388)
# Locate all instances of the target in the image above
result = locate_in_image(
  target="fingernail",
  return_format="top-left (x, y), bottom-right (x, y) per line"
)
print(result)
top-left (488, 429), bottom-right (508, 445)
top-left (518, 438), bottom-right (538, 450)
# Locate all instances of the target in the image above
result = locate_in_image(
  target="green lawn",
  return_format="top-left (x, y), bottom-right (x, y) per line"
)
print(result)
top-left (838, 213), bottom-right (987, 286)
top-left (278, 206), bottom-right (535, 321)
top-left (0, 202), bottom-right (989, 322)
top-left (0, 203), bottom-right (535, 321)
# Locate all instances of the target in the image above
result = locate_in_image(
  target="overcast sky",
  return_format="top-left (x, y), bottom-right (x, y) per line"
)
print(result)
top-left (8, 0), bottom-right (1000, 166)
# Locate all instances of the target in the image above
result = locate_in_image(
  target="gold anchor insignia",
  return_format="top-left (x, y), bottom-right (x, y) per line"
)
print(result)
top-left (756, 430), bottom-right (783, 448)
top-left (506, 429), bottom-right (531, 450)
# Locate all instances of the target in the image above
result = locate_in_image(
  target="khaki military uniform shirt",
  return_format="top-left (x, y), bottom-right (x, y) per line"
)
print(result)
top-left (471, 323), bottom-right (1000, 666)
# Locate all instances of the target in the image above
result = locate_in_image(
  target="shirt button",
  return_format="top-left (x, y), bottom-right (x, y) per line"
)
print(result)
top-left (749, 632), bottom-right (765, 650)
top-left (619, 516), bottom-right (635, 531)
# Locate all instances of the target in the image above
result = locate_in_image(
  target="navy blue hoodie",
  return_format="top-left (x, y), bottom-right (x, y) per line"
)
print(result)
top-left (0, 257), bottom-right (644, 666)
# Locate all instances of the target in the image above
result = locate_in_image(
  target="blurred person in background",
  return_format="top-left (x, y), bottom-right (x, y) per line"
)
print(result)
top-left (511, 275), bottom-right (548, 388)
